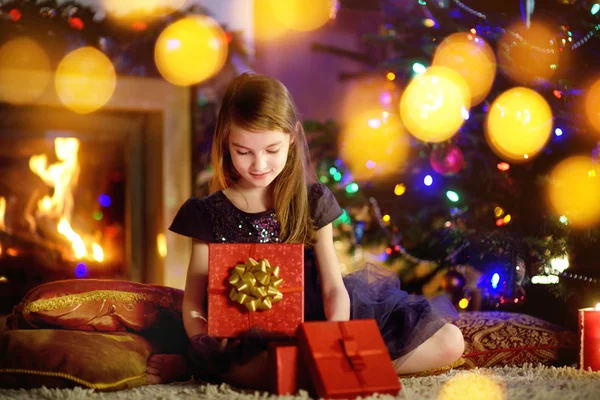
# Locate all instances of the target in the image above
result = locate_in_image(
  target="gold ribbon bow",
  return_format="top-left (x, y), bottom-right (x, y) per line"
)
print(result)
top-left (228, 257), bottom-right (284, 312)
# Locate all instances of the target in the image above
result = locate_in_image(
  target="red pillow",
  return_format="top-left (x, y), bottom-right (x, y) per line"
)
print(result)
top-left (6, 279), bottom-right (188, 353)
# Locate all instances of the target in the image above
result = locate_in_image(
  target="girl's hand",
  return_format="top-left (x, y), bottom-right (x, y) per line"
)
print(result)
top-left (188, 333), bottom-right (235, 375)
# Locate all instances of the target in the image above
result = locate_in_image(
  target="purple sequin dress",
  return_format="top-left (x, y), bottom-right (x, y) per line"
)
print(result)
top-left (170, 184), bottom-right (457, 362)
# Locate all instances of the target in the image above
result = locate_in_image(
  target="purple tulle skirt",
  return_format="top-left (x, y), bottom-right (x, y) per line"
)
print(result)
top-left (343, 263), bottom-right (458, 361)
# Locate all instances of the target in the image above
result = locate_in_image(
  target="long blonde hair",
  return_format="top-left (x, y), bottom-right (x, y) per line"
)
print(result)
top-left (210, 73), bottom-right (316, 245)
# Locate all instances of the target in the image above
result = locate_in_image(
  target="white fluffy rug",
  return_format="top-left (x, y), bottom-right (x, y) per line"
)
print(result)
top-left (1, 364), bottom-right (600, 400)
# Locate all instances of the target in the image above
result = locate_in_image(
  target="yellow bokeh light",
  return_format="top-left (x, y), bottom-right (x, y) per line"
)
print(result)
top-left (494, 207), bottom-right (504, 217)
top-left (386, 72), bottom-right (396, 81)
top-left (458, 298), bottom-right (469, 309)
top-left (485, 87), bottom-right (553, 162)
top-left (382, 214), bottom-right (391, 222)
top-left (154, 15), bottom-right (228, 86)
top-left (433, 32), bottom-right (496, 105)
top-left (503, 214), bottom-right (512, 223)
top-left (584, 78), bottom-right (600, 136)
top-left (548, 155), bottom-right (600, 228)
top-left (102, 0), bottom-right (186, 17)
top-left (254, 0), bottom-right (288, 41)
top-left (339, 111), bottom-right (409, 181)
top-left (394, 184), bottom-right (406, 196)
top-left (0, 37), bottom-right (51, 104)
top-left (497, 21), bottom-right (560, 85)
top-left (400, 66), bottom-right (471, 143)
top-left (341, 77), bottom-right (392, 121)
top-left (268, 0), bottom-right (335, 32)
top-left (55, 47), bottom-right (116, 114)
top-left (439, 372), bottom-right (506, 400)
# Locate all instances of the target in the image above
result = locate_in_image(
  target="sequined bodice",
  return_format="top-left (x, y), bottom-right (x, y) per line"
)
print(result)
top-left (206, 191), bottom-right (282, 244)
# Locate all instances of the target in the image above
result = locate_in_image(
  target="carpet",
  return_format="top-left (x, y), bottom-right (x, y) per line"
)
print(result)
top-left (1, 364), bottom-right (599, 400)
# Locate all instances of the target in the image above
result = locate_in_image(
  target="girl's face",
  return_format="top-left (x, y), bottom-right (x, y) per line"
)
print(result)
top-left (228, 124), bottom-right (291, 189)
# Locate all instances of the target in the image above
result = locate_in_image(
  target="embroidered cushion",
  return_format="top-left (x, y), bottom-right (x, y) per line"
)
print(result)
top-left (455, 311), bottom-right (578, 368)
top-left (5, 279), bottom-right (188, 354)
top-left (0, 329), bottom-right (150, 390)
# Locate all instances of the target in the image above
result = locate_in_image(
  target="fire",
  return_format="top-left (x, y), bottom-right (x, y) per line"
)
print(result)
top-left (29, 138), bottom-right (104, 262)
top-left (0, 196), bottom-right (5, 231)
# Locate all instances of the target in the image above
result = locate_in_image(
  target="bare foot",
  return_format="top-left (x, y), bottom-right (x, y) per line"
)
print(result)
top-left (146, 354), bottom-right (192, 384)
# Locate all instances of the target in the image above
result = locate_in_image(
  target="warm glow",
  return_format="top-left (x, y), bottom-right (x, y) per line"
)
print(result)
top-left (157, 233), bottom-right (167, 258)
top-left (433, 32), bottom-right (496, 105)
top-left (29, 138), bottom-right (104, 261)
top-left (485, 87), bottom-right (553, 162)
top-left (101, 0), bottom-right (186, 17)
top-left (548, 155), bottom-right (600, 227)
top-left (439, 372), bottom-right (506, 400)
top-left (0, 37), bottom-right (51, 104)
top-left (596, 303), bottom-right (600, 311)
top-left (400, 66), bottom-right (471, 143)
top-left (155, 15), bottom-right (228, 86)
top-left (0, 276), bottom-right (7, 282)
top-left (458, 298), bottom-right (469, 309)
top-left (55, 47), bottom-right (116, 114)
top-left (382, 214), bottom-right (391, 222)
top-left (394, 184), bottom-right (406, 196)
top-left (268, 0), bottom-right (335, 32)
top-left (497, 21), bottom-right (560, 85)
top-left (339, 110), bottom-right (409, 181)
top-left (584, 78), bottom-right (600, 136)
top-left (550, 256), bottom-right (570, 273)
top-left (92, 243), bottom-right (105, 262)
top-left (0, 196), bottom-right (5, 231)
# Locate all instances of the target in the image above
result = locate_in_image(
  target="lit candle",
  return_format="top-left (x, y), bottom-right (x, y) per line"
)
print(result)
top-left (579, 303), bottom-right (600, 371)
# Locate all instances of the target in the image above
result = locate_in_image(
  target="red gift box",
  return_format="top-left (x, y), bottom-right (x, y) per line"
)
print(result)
top-left (267, 342), bottom-right (311, 395)
top-left (207, 243), bottom-right (304, 338)
top-left (297, 320), bottom-right (401, 399)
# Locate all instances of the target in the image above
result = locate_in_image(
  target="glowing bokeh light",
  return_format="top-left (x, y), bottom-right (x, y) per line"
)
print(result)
top-left (400, 66), bottom-right (471, 143)
top-left (547, 155), bottom-right (600, 227)
top-left (485, 87), bottom-right (553, 162)
top-left (268, 0), bottom-right (335, 32)
top-left (55, 47), bottom-right (116, 114)
top-left (497, 21), bottom-right (560, 85)
top-left (0, 37), bottom-right (51, 104)
top-left (433, 32), bottom-right (496, 105)
top-left (155, 15), bottom-right (228, 86)
top-left (339, 111), bottom-right (409, 181)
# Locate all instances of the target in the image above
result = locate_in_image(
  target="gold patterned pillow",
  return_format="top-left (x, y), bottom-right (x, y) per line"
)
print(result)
top-left (6, 279), bottom-right (188, 354)
top-left (455, 311), bottom-right (578, 368)
top-left (0, 329), bottom-right (150, 390)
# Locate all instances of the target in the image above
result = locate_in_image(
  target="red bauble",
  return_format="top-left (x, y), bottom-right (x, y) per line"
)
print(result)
top-left (430, 144), bottom-right (464, 175)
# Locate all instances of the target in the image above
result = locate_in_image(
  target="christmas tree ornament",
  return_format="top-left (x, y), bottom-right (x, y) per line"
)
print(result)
top-left (430, 143), bottom-right (465, 175)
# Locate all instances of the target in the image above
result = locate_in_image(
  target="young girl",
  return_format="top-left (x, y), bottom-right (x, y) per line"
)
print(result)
top-left (147, 73), bottom-right (464, 389)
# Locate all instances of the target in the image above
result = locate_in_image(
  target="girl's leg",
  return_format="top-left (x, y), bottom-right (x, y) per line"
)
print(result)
top-left (393, 323), bottom-right (464, 375)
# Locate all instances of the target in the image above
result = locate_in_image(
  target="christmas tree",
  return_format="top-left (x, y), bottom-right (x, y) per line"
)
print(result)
top-left (308, 0), bottom-right (600, 317)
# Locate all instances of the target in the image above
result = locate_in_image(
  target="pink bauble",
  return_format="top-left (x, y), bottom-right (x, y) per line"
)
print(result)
top-left (430, 144), bottom-right (465, 175)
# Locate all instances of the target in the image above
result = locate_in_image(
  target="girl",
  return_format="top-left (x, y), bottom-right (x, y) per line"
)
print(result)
top-left (147, 73), bottom-right (464, 389)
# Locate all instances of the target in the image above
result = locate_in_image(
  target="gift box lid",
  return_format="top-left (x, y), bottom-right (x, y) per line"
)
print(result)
top-left (297, 320), bottom-right (401, 398)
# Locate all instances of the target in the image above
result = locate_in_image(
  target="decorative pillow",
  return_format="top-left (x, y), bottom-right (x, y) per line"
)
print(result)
top-left (455, 311), bottom-right (578, 368)
top-left (0, 329), bottom-right (150, 390)
top-left (5, 279), bottom-right (189, 354)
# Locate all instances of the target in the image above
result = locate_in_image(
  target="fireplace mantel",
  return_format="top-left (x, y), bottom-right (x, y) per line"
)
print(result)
top-left (29, 76), bottom-right (192, 290)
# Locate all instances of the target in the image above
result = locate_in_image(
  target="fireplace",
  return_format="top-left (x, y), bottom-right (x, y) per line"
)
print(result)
top-left (0, 76), bottom-right (191, 312)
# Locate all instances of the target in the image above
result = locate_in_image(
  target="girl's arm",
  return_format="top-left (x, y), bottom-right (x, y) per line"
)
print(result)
top-left (182, 239), bottom-right (210, 339)
top-left (313, 223), bottom-right (351, 321)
